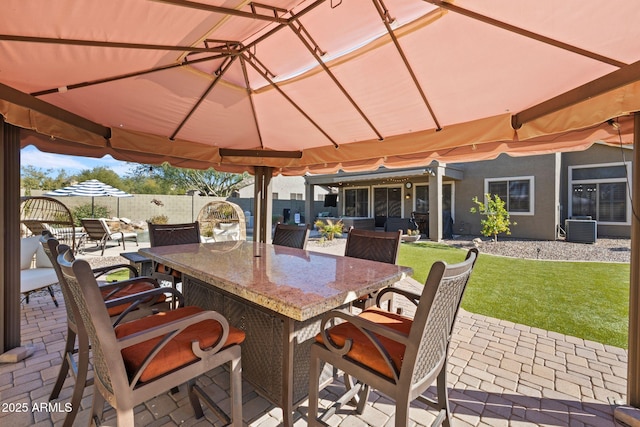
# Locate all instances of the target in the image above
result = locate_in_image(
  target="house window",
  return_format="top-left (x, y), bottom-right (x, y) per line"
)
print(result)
top-left (485, 176), bottom-right (534, 215)
top-left (373, 186), bottom-right (402, 218)
top-left (290, 193), bottom-right (303, 200)
top-left (414, 183), bottom-right (453, 214)
top-left (570, 163), bottom-right (630, 224)
top-left (344, 188), bottom-right (369, 217)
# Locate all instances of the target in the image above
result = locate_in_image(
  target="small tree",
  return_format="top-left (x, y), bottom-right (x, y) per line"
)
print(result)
top-left (314, 219), bottom-right (343, 241)
top-left (470, 193), bottom-right (516, 241)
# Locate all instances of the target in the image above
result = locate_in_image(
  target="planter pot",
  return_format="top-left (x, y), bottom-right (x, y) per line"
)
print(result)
top-left (401, 234), bottom-right (421, 243)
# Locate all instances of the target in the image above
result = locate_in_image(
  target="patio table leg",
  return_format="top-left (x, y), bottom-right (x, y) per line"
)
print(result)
top-left (282, 318), bottom-right (295, 427)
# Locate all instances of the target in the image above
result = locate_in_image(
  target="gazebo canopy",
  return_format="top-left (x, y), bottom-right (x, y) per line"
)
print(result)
top-left (3, 0), bottom-right (640, 414)
top-left (1, 0), bottom-right (639, 174)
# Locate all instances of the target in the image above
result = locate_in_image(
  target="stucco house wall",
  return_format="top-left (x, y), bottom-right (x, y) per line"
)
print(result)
top-left (453, 153), bottom-right (560, 240)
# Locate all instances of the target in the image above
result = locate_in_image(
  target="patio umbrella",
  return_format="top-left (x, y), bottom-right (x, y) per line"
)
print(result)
top-left (44, 179), bottom-right (132, 217)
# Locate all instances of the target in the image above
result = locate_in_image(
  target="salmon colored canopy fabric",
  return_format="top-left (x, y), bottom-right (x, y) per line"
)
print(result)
top-left (1, 0), bottom-right (640, 174)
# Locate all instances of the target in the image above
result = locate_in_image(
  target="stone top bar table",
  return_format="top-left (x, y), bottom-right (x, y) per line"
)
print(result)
top-left (140, 241), bottom-right (412, 426)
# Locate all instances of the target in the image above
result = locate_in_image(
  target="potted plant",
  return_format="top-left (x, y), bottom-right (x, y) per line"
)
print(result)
top-left (401, 228), bottom-right (421, 242)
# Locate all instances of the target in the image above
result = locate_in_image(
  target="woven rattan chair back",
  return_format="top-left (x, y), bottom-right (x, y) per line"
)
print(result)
top-left (148, 221), bottom-right (201, 247)
top-left (41, 233), bottom-right (87, 427)
top-left (57, 246), bottom-right (243, 426)
top-left (309, 248), bottom-right (479, 427)
top-left (344, 228), bottom-right (401, 265)
top-left (40, 232), bottom-right (78, 330)
top-left (197, 200), bottom-right (246, 241)
top-left (272, 223), bottom-right (310, 249)
top-left (58, 246), bottom-right (130, 421)
top-left (345, 228), bottom-right (402, 309)
top-left (404, 248), bottom-right (478, 386)
top-left (148, 222), bottom-right (201, 291)
top-left (42, 231), bottom-right (168, 427)
top-left (21, 196), bottom-right (77, 252)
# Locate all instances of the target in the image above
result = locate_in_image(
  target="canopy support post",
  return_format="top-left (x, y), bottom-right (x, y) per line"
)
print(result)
top-left (254, 166), bottom-right (273, 243)
top-left (629, 112), bottom-right (640, 406)
top-left (615, 111), bottom-right (640, 424)
top-left (1, 117), bottom-right (21, 353)
top-left (428, 162), bottom-right (443, 242)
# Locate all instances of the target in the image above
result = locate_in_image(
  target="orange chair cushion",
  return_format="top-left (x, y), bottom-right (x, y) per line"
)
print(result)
top-left (156, 263), bottom-right (182, 279)
top-left (315, 308), bottom-right (412, 379)
top-left (115, 306), bottom-right (245, 383)
top-left (101, 281), bottom-right (165, 317)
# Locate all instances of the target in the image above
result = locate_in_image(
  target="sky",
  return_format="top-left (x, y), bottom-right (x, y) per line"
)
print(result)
top-left (21, 145), bottom-right (134, 176)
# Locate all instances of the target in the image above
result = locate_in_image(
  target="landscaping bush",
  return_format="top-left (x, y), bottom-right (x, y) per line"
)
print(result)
top-left (72, 203), bottom-right (110, 225)
top-left (148, 214), bottom-right (169, 224)
top-left (314, 219), bottom-right (343, 241)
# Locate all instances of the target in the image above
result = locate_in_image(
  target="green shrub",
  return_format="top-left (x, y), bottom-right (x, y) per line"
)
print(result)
top-left (470, 193), bottom-right (516, 241)
top-left (201, 223), bottom-right (213, 237)
top-left (72, 203), bottom-right (110, 225)
top-left (314, 219), bottom-right (343, 241)
top-left (148, 214), bottom-right (169, 224)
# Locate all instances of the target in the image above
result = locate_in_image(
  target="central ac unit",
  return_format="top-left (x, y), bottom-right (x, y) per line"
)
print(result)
top-left (565, 219), bottom-right (597, 244)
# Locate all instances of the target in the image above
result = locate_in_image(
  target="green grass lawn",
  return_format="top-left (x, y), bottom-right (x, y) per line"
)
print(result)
top-left (398, 242), bottom-right (630, 349)
top-left (106, 242), bottom-right (630, 348)
top-left (104, 269), bottom-right (133, 282)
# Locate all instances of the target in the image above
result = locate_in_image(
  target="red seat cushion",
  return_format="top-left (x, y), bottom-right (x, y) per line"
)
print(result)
top-left (101, 281), bottom-right (165, 317)
top-left (115, 306), bottom-right (245, 383)
top-left (156, 263), bottom-right (182, 279)
top-left (315, 308), bottom-right (412, 379)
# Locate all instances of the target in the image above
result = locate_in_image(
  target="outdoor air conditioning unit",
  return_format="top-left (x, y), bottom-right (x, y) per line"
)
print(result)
top-left (565, 219), bottom-right (597, 244)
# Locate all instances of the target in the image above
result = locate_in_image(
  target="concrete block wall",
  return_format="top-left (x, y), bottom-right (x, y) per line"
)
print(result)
top-left (26, 191), bottom-right (330, 227)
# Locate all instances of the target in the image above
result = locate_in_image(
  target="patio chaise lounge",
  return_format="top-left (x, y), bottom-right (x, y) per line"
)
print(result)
top-left (80, 218), bottom-right (138, 255)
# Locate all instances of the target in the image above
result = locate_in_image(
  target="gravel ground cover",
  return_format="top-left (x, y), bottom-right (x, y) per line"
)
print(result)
top-left (443, 234), bottom-right (631, 263)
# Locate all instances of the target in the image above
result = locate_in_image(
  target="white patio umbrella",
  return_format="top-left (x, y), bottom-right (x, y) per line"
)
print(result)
top-left (44, 179), bottom-right (132, 217)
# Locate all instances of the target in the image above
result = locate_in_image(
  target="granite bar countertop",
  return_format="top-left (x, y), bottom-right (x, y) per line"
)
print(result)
top-left (140, 241), bottom-right (412, 321)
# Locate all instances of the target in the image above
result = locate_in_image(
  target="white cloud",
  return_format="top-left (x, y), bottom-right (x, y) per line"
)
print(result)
top-left (20, 146), bottom-right (133, 176)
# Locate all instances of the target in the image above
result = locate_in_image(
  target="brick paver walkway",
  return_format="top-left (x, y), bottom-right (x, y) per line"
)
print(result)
top-left (0, 283), bottom-right (625, 427)
top-left (0, 240), bottom-right (628, 426)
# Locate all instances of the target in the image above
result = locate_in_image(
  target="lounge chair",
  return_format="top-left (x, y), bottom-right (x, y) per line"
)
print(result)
top-left (197, 201), bottom-right (246, 242)
top-left (80, 218), bottom-right (138, 255)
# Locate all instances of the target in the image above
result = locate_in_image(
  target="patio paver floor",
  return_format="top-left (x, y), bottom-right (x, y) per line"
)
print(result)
top-left (0, 240), bottom-right (627, 426)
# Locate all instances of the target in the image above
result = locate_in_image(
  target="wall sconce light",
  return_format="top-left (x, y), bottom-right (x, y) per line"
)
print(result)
top-left (405, 193), bottom-right (411, 200)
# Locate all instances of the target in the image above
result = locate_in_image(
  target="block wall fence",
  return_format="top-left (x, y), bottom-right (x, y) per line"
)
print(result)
top-left (26, 191), bottom-right (332, 226)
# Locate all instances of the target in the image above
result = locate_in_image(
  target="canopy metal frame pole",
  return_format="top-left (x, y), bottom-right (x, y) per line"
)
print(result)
top-left (1, 117), bottom-right (21, 352)
top-left (629, 111), bottom-right (640, 407)
top-left (254, 166), bottom-right (273, 243)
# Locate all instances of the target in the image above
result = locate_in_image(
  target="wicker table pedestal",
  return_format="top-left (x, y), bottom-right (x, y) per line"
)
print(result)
top-left (184, 275), bottom-right (335, 421)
